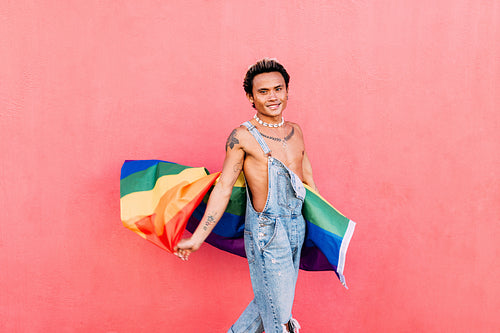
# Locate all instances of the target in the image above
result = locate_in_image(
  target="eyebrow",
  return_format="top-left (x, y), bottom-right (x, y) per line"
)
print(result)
top-left (258, 84), bottom-right (284, 92)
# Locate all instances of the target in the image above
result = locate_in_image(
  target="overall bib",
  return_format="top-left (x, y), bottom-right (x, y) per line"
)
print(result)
top-left (229, 121), bottom-right (306, 333)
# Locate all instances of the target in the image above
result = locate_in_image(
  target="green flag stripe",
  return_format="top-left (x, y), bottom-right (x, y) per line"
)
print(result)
top-left (303, 188), bottom-right (350, 236)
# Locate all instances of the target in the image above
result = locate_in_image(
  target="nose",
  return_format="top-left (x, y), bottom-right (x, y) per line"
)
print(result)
top-left (268, 90), bottom-right (278, 100)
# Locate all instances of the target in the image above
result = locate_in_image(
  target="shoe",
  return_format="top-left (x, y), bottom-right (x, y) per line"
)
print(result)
top-left (288, 318), bottom-right (301, 333)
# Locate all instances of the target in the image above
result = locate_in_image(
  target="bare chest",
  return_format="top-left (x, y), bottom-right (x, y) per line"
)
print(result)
top-left (243, 127), bottom-right (305, 179)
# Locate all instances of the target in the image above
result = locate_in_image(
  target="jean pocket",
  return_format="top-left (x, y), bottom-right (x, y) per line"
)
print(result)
top-left (244, 230), bottom-right (255, 264)
top-left (257, 217), bottom-right (278, 251)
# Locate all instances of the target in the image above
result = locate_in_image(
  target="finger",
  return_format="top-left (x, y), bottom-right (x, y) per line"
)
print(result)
top-left (176, 249), bottom-right (188, 261)
top-left (180, 250), bottom-right (190, 261)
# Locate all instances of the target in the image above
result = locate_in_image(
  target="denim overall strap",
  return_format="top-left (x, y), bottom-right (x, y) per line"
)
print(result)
top-left (242, 121), bottom-right (271, 156)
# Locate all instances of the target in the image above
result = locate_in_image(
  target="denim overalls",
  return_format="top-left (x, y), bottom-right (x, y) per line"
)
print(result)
top-left (229, 121), bottom-right (306, 333)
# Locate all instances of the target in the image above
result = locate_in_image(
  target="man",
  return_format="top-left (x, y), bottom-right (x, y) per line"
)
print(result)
top-left (175, 58), bottom-right (318, 333)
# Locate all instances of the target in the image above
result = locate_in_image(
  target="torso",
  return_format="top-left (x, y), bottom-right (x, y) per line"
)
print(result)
top-left (240, 120), bottom-right (305, 212)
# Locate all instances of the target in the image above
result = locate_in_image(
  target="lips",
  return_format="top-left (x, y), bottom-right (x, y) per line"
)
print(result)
top-left (267, 103), bottom-right (281, 110)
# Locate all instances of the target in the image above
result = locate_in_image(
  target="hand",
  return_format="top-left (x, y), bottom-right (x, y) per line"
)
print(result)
top-left (173, 237), bottom-right (201, 261)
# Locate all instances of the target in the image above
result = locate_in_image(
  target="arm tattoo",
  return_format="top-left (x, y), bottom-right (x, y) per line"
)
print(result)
top-left (225, 129), bottom-right (239, 150)
top-left (202, 213), bottom-right (217, 231)
top-left (233, 162), bottom-right (243, 173)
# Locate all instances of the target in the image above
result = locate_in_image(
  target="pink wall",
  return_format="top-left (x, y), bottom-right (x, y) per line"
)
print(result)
top-left (1, 1), bottom-right (499, 332)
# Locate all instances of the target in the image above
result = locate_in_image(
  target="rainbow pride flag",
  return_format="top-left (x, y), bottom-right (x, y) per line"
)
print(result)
top-left (120, 160), bottom-right (356, 287)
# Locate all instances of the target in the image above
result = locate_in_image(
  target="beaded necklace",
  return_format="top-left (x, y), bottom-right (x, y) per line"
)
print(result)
top-left (254, 114), bottom-right (284, 127)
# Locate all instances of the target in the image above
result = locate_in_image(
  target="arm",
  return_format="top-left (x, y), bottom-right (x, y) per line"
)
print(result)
top-left (302, 150), bottom-right (319, 194)
top-left (174, 128), bottom-right (245, 260)
top-left (295, 123), bottom-right (319, 194)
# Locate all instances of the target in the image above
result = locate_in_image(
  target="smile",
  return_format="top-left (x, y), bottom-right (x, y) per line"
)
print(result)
top-left (267, 103), bottom-right (281, 109)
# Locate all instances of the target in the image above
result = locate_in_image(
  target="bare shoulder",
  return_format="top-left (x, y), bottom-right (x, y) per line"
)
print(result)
top-left (286, 121), bottom-right (305, 139)
top-left (286, 120), bottom-right (303, 131)
top-left (225, 125), bottom-right (252, 151)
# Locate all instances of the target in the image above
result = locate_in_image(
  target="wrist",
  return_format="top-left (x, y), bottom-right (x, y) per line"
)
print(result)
top-left (190, 235), bottom-right (204, 249)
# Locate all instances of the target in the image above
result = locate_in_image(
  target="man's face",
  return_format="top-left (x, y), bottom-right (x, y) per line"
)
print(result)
top-left (247, 72), bottom-right (288, 118)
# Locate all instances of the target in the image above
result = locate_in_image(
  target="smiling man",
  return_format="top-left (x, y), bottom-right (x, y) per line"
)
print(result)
top-left (175, 58), bottom-right (318, 333)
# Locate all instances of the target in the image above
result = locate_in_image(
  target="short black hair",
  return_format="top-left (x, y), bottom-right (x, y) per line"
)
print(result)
top-left (243, 58), bottom-right (290, 97)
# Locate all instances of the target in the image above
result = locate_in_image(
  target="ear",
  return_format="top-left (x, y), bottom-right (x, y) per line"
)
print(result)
top-left (246, 93), bottom-right (254, 104)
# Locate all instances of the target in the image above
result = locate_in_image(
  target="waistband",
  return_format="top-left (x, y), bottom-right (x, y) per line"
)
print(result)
top-left (249, 210), bottom-right (303, 220)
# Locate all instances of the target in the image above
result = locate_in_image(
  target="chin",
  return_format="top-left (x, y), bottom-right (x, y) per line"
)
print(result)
top-left (266, 106), bottom-right (285, 115)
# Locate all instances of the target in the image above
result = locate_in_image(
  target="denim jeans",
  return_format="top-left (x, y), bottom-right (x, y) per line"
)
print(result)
top-left (229, 122), bottom-right (306, 333)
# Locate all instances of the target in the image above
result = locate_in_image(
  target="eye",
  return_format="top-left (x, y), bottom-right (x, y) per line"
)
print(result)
top-left (276, 87), bottom-right (282, 91)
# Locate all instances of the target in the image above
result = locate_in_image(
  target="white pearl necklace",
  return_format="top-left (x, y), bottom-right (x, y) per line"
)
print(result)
top-left (254, 114), bottom-right (284, 127)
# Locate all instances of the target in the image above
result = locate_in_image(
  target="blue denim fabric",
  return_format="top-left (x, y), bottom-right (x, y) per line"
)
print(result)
top-left (229, 122), bottom-right (305, 333)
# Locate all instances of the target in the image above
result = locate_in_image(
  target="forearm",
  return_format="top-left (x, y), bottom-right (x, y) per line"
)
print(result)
top-left (189, 182), bottom-right (232, 246)
top-left (302, 150), bottom-right (319, 193)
